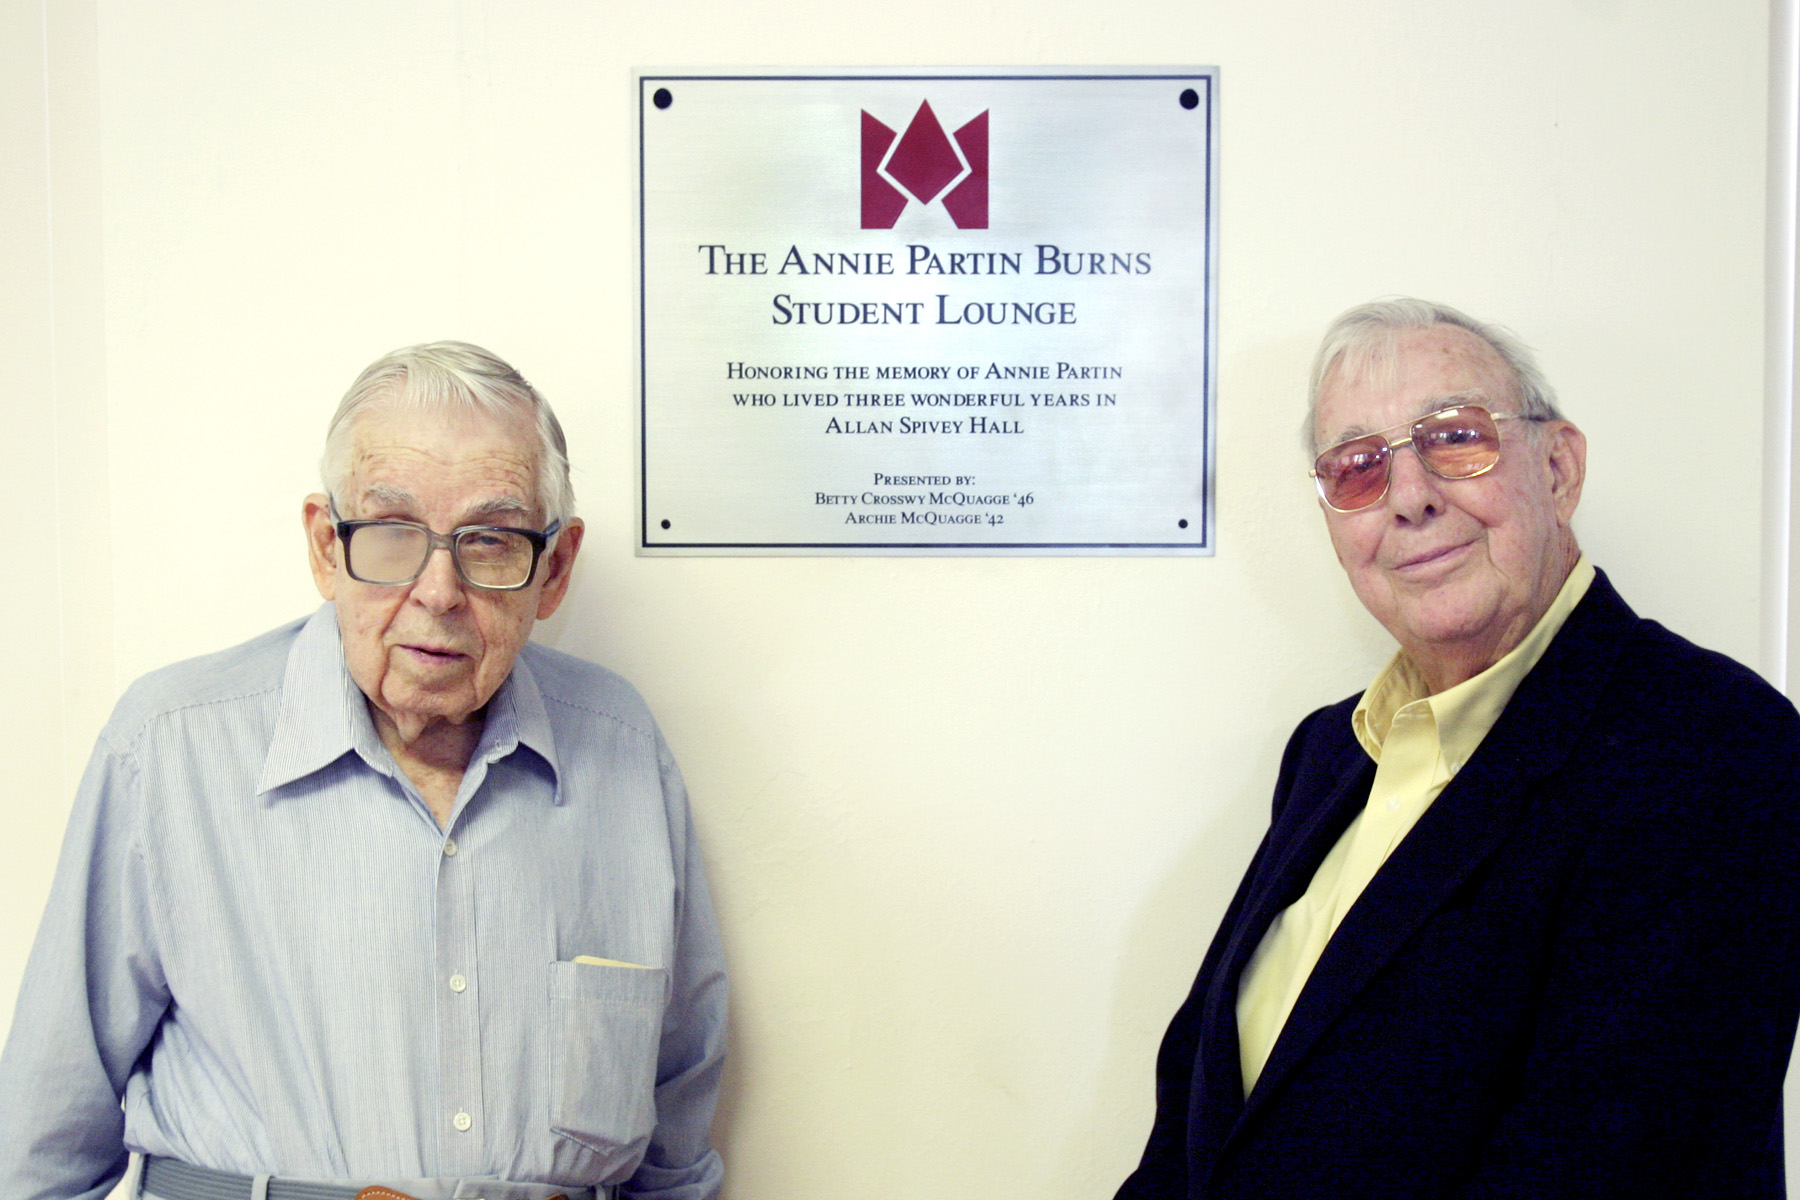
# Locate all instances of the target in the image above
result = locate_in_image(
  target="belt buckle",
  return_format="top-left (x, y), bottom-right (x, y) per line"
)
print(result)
top-left (352, 1189), bottom-right (570, 1200)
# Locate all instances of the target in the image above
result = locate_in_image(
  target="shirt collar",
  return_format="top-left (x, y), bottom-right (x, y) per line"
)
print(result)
top-left (1352, 554), bottom-right (1596, 769)
top-left (257, 604), bottom-right (562, 798)
top-left (475, 648), bottom-right (562, 797)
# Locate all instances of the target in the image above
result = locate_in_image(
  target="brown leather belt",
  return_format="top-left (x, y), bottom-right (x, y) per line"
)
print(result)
top-left (354, 1191), bottom-right (569, 1200)
top-left (141, 1156), bottom-right (599, 1200)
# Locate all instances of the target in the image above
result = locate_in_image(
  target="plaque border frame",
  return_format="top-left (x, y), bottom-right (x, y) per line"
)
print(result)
top-left (636, 68), bottom-right (1220, 556)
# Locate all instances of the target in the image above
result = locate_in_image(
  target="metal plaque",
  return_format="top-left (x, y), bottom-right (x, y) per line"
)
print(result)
top-left (638, 69), bottom-right (1218, 554)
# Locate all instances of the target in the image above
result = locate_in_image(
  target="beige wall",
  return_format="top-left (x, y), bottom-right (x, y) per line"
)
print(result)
top-left (3, 2), bottom-right (1791, 1197)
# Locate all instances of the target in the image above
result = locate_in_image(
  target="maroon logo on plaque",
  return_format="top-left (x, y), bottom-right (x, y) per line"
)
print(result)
top-left (861, 100), bottom-right (988, 230)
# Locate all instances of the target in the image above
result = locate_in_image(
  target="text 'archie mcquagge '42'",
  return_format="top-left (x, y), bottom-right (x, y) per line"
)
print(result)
top-left (637, 69), bottom-right (1218, 555)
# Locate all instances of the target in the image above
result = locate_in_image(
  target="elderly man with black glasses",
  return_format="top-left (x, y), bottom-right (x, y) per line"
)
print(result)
top-left (0, 343), bottom-right (727, 1200)
top-left (1117, 299), bottom-right (1800, 1200)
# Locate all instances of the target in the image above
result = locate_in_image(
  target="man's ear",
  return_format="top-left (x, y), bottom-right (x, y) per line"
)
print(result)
top-left (303, 493), bottom-right (340, 600)
top-left (535, 518), bottom-right (585, 620)
top-left (1544, 421), bottom-right (1587, 527)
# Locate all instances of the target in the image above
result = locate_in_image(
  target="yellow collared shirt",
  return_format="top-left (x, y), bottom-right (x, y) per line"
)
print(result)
top-left (1235, 556), bottom-right (1595, 1095)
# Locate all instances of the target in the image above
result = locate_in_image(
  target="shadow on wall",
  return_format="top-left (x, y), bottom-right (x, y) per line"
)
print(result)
top-left (1075, 727), bottom-right (1279, 1189)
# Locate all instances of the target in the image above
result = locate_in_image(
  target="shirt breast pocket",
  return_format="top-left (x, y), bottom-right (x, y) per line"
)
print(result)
top-left (548, 958), bottom-right (668, 1156)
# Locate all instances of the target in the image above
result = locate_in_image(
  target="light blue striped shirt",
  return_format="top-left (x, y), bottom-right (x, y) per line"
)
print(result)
top-left (0, 606), bottom-right (727, 1200)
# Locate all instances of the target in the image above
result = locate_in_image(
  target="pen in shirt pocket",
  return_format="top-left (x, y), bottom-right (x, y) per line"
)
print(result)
top-left (573, 955), bottom-right (654, 969)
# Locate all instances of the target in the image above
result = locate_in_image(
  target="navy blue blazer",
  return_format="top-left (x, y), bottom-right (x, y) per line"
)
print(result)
top-left (1118, 571), bottom-right (1800, 1199)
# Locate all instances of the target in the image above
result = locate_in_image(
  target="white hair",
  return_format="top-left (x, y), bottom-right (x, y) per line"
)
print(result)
top-left (1305, 298), bottom-right (1564, 452)
top-left (321, 341), bottom-right (574, 523)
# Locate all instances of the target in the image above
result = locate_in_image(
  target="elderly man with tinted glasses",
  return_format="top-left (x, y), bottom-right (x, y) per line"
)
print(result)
top-left (1116, 299), bottom-right (1800, 1199)
top-left (0, 344), bottom-right (727, 1200)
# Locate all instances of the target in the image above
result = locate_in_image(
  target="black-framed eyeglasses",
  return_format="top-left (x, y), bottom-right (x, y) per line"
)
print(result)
top-left (331, 501), bottom-right (561, 591)
top-left (1309, 404), bottom-right (1545, 513)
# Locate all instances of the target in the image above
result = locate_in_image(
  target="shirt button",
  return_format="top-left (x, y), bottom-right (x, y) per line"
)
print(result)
top-left (443, 839), bottom-right (459, 857)
top-left (453, 1110), bottom-right (472, 1132)
top-left (449, 973), bottom-right (467, 993)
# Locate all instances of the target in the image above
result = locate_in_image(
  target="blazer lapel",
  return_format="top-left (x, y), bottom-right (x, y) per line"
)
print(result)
top-left (1188, 733), bottom-right (1375, 1152)
top-left (1228, 571), bottom-right (1638, 1134)
top-left (1219, 742), bottom-right (1376, 993)
top-left (1240, 754), bottom-right (1534, 1118)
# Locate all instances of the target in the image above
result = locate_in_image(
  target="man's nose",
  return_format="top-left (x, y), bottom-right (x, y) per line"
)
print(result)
top-left (408, 542), bottom-right (466, 611)
top-left (1383, 445), bottom-right (1445, 522)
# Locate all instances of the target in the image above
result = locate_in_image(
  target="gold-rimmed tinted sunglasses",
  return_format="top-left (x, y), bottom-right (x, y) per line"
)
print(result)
top-left (1309, 405), bottom-right (1544, 513)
